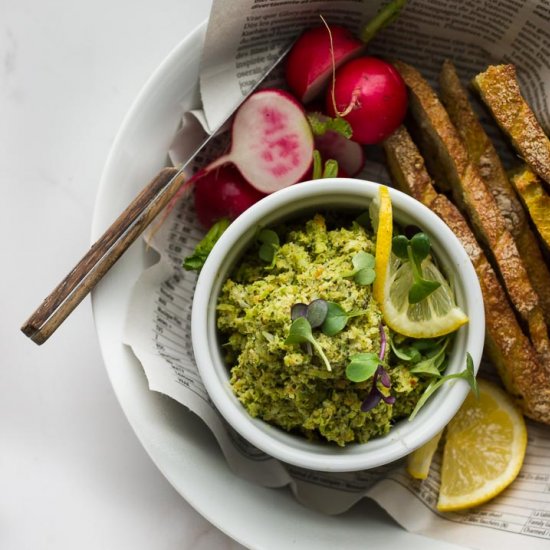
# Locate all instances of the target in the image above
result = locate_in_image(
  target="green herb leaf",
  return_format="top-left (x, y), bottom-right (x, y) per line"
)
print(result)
top-left (410, 361), bottom-right (441, 377)
top-left (258, 229), bottom-right (279, 247)
top-left (355, 268), bottom-right (376, 285)
top-left (466, 352), bottom-right (479, 398)
top-left (355, 211), bottom-right (371, 230)
top-left (392, 235), bottom-right (409, 260)
top-left (183, 218), bottom-right (230, 271)
top-left (353, 251), bottom-right (375, 271)
top-left (285, 316), bottom-right (313, 345)
top-left (257, 228), bottom-right (280, 264)
top-left (346, 353), bottom-right (379, 382)
top-left (285, 317), bottom-right (332, 371)
top-left (410, 232), bottom-right (431, 261)
top-left (342, 252), bottom-right (376, 285)
top-left (409, 351), bottom-right (478, 420)
top-left (312, 149), bottom-right (323, 180)
top-left (307, 112), bottom-right (353, 139)
top-left (321, 301), bottom-right (349, 336)
top-left (306, 299), bottom-right (329, 328)
top-left (322, 159), bottom-right (339, 179)
top-left (408, 279), bottom-right (441, 304)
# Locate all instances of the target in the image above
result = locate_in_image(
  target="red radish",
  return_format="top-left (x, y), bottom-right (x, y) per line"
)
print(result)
top-left (193, 165), bottom-right (266, 228)
top-left (326, 57), bottom-right (407, 144)
top-left (206, 89), bottom-right (314, 194)
top-left (286, 25), bottom-right (363, 104)
top-left (312, 119), bottom-right (365, 176)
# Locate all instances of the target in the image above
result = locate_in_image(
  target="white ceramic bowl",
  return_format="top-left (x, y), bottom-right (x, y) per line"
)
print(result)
top-left (192, 178), bottom-right (485, 472)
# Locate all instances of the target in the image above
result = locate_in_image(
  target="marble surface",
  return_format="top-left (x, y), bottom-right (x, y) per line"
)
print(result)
top-left (1, 1), bottom-right (245, 548)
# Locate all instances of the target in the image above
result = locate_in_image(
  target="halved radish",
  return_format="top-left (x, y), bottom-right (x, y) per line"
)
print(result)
top-left (286, 25), bottom-right (363, 104)
top-left (207, 89), bottom-right (314, 194)
top-left (311, 114), bottom-right (365, 176)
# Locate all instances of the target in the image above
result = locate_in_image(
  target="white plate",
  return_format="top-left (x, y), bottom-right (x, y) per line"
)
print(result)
top-left (91, 21), bottom-right (466, 550)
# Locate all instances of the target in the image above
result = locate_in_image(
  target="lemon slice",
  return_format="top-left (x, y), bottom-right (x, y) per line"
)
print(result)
top-left (437, 380), bottom-right (527, 512)
top-left (407, 431), bottom-right (443, 480)
top-left (371, 186), bottom-right (468, 338)
top-left (372, 185), bottom-right (392, 305)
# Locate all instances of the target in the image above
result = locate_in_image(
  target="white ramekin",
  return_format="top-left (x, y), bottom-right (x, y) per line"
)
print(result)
top-left (192, 178), bottom-right (485, 472)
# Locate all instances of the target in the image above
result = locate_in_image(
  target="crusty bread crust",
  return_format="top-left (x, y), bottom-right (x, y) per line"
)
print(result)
top-left (473, 64), bottom-right (550, 188)
top-left (393, 60), bottom-right (549, 359)
top-left (383, 126), bottom-right (550, 423)
top-left (510, 166), bottom-right (550, 252)
top-left (439, 60), bottom-right (550, 324)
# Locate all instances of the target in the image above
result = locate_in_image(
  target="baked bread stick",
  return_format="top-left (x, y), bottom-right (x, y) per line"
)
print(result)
top-left (439, 59), bottom-right (550, 324)
top-left (473, 64), bottom-right (550, 188)
top-left (393, 60), bottom-right (549, 359)
top-left (383, 126), bottom-right (550, 423)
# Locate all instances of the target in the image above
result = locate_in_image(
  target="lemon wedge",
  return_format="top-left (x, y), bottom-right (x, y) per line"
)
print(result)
top-left (407, 431), bottom-right (443, 480)
top-left (371, 186), bottom-right (468, 338)
top-left (437, 380), bottom-right (527, 512)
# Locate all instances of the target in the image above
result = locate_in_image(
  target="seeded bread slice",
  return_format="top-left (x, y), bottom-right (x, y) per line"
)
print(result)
top-left (383, 126), bottom-right (550, 423)
top-left (509, 165), bottom-right (550, 252)
top-left (473, 64), bottom-right (550, 188)
top-left (393, 60), bottom-right (549, 360)
top-left (439, 59), bottom-right (550, 325)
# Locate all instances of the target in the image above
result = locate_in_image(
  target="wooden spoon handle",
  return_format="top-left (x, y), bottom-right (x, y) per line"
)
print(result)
top-left (21, 166), bottom-right (187, 344)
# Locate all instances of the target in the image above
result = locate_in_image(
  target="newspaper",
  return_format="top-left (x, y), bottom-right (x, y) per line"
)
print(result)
top-left (123, 1), bottom-right (550, 549)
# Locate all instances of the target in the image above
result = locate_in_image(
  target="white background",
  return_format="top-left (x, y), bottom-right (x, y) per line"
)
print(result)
top-left (1, 1), bottom-right (246, 548)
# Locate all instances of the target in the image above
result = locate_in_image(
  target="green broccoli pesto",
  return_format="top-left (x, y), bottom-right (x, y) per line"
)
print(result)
top-left (217, 213), bottom-right (427, 447)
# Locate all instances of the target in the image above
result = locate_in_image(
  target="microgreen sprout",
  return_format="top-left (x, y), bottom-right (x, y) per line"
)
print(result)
top-left (307, 112), bottom-right (353, 139)
top-left (321, 301), bottom-right (370, 336)
top-left (312, 149), bottom-right (340, 179)
top-left (257, 228), bottom-right (280, 264)
top-left (342, 251), bottom-right (376, 285)
top-left (391, 232), bottom-right (441, 303)
top-left (285, 316), bottom-right (332, 371)
top-left (408, 352), bottom-right (478, 421)
top-left (355, 210), bottom-right (371, 230)
top-left (360, 324), bottom-right (395, 412)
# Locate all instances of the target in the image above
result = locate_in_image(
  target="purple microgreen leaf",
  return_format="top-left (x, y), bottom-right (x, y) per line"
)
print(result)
top-left (361, 389), bottom-right (382, 412)
top-left (306, 299), bottom-right (329, 328)
top-left (377, 365), bottom-right (391, 388)
top-left (381, 394), bottom-right (396, 405)
top-left (291, 303), bottom-right (308, 321)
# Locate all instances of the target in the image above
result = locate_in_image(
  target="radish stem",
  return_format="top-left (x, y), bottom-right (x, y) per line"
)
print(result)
top-left (360, 0), bottom-right (408, 44)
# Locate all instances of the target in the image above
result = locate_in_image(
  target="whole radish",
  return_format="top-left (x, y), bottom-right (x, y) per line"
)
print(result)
top-left (193, 165), bottom-right (265, 228)
top-left (286, 25), bottom-right (363, 104)
top-left (285, 0), bottom-right (407, 103)
top-left (206, 89), bottom-right (314, 194)
top-left (326, 57), bottom-right (407, 144)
